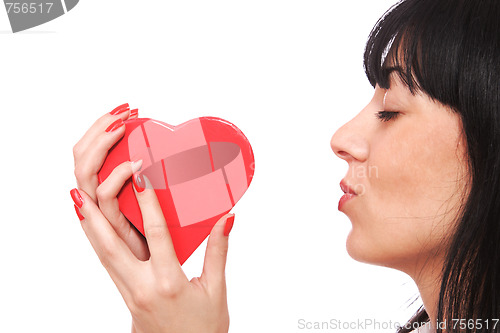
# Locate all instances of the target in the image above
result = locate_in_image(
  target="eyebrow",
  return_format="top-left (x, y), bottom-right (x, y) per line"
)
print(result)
top-left (382, 66), bottom-right (405, 78)
top-left (383, 65), bottom-right (416, 90)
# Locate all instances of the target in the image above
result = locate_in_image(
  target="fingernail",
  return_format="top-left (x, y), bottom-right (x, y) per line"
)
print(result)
top-left (74, 204), bottom-right (84, 221)
top-left (70, 188), bottom-right (84, 208)
top-left (129, 108), bottom-right (139, 119)
top-left (131, 159), bottom-right (143, 173)
top-left (105, 119), bottom-right (124, 133)
top-left (133, 173), bottom-right (145, 192)
top-left (110, 103), bottom-right (130, 115)
top-left (224, 214), bottom-right (235, 237)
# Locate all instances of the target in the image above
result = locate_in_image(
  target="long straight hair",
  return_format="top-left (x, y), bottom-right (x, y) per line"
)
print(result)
top-left (363, 0), bottom-right (500, 332)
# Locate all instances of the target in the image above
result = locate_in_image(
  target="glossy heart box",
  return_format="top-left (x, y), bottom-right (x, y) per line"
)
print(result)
top-left (98, 117), bottom-right (254, 265)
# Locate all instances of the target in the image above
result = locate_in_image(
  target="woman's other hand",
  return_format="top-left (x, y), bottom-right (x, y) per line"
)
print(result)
top-left (70, 175), bottom-right (233, 333)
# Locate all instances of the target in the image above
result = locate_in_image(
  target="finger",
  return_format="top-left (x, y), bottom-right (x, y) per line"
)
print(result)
top-left (73, 103), bottom-right (130, 154)
top-left (201, 214), bottom-right (234, 289)
top-left (75, 123), bottom-right (126, 202)
top-left (132, 174), bottom-right (184, 278)
top-left (70, 188), bottom-right (140, 292)
top-left (73, 105), bottom-right (139, 201)
top-left (97, 160), bottom-right (142, 220)
top-left (96, 160), bottom-right (150, 260)
top-left (75, 119), bottom-right (127, 200)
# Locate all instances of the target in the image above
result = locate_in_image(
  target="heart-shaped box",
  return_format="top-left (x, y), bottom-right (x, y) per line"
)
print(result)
top-left (98, 117), bottom-right (254, 264)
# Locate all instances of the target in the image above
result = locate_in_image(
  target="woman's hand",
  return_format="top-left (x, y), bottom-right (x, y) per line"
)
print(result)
top-left (72, 104), bottom-right (150, 260)
top-left (70, 174), bottom-right (233, 333)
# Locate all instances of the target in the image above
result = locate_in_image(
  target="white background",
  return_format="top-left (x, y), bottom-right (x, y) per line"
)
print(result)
top-left (0, 1), bottom-right (421, 332)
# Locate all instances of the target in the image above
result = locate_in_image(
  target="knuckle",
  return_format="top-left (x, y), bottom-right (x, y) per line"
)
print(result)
top-left (146, 225), bottom-right (168, 241)
top-left (216, 244), bottom-right (229, 258)
top-left (99, 242), bottom-right (118, 262)
top-left (95, 185), bottom-right (111, 202)
top-left (157, 278), bottom-right (179, 298)
top-left (72, 144), bottom-right (81, 159)
top-left (130, 290), bottom-right (153, 312)
top-left (73, 161), bottom-right (92, 183)
top-left (98, 253), bottom-right (112, 270)
top-left (73, 166), bottom-right (85, 181)
top-left (99, 256), bottom-right (111, 270)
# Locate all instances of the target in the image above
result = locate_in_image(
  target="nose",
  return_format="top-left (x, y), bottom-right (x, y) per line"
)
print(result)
top-left (330, 112), bottom-right (370, 163)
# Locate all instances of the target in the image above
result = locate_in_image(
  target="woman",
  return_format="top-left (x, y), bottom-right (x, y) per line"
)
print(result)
top-left (70, 0), bottom-right (500, 332)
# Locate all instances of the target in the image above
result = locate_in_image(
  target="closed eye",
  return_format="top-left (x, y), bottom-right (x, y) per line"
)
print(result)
top-left (376, 111), bottom-right (399, 122)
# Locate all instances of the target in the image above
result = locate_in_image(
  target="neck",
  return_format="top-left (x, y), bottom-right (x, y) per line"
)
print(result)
top-left (415, 274), bottom-right (440, 330)
top-left (400, 255), bottom-right (444, 332)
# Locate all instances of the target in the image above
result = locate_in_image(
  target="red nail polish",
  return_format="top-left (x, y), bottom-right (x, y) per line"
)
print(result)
top-left (70, 188), bottom-right (84, 208)
top-left (74, 204), bottom-right (84, 221)
top-left (129, 108), bottom-right (139, 119)
top-left (106, 119), bottom-right (124, 132)
top-left (133, 174), bottom-right (145, 192)
top-left (110, 103), bottom-right (130, 115)
top-left (224, 215), bottom-right (235, 236)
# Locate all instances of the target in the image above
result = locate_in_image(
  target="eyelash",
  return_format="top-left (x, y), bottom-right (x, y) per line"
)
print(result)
top-left (376, 111), bottom-right (399, 122)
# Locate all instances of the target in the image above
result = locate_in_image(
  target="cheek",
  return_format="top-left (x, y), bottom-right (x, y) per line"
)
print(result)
top-left (346, 117), bottom-right (467, 266)
top-left (372, 120), bottom-right (465, 215)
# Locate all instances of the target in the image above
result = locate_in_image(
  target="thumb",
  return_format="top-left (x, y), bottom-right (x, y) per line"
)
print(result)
top-left (201, 213), bottom-right (235, 288)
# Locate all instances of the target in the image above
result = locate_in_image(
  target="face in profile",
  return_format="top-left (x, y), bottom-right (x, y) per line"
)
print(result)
top-left (331, 75), bottom-right (469, 275)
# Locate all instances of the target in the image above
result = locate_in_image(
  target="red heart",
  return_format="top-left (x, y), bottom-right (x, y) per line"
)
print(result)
top-left (98, 117), bottom-right (255, 264)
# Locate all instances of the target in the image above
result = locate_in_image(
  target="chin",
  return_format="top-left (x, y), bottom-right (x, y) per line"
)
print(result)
top-left (345, 229), bottom-right (371, 263)
top-left (345, 229), bottom-right (419, 273)
top-left (345, 229), bottom-right (391, 267)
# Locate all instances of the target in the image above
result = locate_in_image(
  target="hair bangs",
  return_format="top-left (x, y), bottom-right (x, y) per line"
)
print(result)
top-left (363, 0), bottom-right (465, 105)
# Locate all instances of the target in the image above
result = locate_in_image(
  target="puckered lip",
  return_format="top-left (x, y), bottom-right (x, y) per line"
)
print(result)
top-left (340, 179), bottom-right (357, 195)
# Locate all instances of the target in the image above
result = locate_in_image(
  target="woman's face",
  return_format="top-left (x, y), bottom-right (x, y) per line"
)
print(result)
top-left (331, 75), bottom-right (469, 274)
